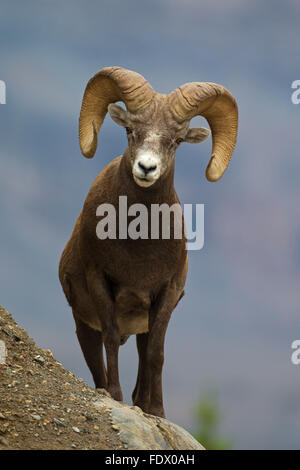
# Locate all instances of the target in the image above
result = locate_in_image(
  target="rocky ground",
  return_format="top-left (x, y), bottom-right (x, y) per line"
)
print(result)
top-left (0, 306), bottom-right (204, 450)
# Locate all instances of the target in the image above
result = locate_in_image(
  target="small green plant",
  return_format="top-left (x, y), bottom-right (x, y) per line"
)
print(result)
top-left (192, 388), bottom-right (232, 450)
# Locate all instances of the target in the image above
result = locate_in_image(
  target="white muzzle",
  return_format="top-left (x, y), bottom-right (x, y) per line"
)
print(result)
top-left (133, 151), bottom-right (161, 187)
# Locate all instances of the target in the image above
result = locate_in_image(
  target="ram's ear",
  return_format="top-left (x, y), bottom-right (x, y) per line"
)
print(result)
top-left (108, 103), bottom-right (129, 127)
top-left (184, 127), bottom-right (211, 143)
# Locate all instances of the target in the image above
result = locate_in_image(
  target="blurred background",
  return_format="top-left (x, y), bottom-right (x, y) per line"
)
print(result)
top-left (1, 0), bottom-right (300, 449)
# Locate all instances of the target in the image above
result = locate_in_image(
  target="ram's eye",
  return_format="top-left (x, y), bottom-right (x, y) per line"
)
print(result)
top-left (175, 137), bottom-right (184, 145)
top-left (125, 127), bottom-right (133, 135)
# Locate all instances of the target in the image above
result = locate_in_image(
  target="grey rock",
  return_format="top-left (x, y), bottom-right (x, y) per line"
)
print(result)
top-left (111, 407), bottom-right (170, 450)
top-left (0, 437), bottom-right (8, 446)
top-left (92, 392), bottom-right (204, 450)
top-left (153, 417), bottom-right (205, 450)
top-left (0, 340), bottom-right (6, 364)
top-left (53, 418), bottom-right (66, 427)
top-left (111, 407), bottom-right (204, 450)
top-left (31, 413), bottom-right (41, 421)
top-left (34, 355), bottom-right (45, 365)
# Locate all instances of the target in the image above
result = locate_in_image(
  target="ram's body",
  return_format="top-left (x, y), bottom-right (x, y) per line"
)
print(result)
top-left (59, 67), bottom-right (238, 417)
top-left (59, 154), bottom-right (187, 339)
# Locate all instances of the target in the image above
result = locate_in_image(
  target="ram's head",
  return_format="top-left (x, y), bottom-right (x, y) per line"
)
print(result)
top-left (79, 67), bottom-right (238, 187)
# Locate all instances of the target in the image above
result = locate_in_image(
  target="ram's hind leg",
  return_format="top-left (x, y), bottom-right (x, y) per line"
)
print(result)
top-left (74, 315), bottom-right (107, 389)
top-left (132, 333), bottom-right (150, 412)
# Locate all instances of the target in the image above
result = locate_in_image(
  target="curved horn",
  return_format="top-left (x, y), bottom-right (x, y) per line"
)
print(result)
top-left (168, 82), bottom-right (238, 181)
top-left (79, 67), bottom-right (155, 158)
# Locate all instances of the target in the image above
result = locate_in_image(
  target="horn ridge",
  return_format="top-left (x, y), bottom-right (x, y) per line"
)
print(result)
top-left (79, 67), bottom-right (155, 158)
top-left (168, 82), bottom-right (238, 181)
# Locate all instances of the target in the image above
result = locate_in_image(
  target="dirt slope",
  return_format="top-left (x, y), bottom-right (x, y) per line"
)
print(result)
top-left (0, 306), bottom-right (203, 451)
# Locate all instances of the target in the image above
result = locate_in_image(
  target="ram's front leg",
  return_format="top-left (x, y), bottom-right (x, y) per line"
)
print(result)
top-left (86, 269), bottom-right (122, 402)
top-left (147, 285), bottom-right (178, 418)
top-left (132, 333), bottom-right (150, 412)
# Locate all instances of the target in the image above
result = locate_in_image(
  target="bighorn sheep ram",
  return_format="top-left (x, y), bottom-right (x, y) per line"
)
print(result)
top-left (59, 66), bottom-right (238, 418)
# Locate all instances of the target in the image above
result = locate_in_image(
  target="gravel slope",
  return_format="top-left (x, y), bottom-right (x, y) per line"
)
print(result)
top-left (0, 306), bottom-right (203, 451)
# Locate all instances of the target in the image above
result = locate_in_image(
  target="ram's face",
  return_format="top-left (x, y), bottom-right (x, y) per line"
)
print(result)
top-left (127, 124), bottom-right (187, 188)
top-left (108, 103), bottom-right (210, 188)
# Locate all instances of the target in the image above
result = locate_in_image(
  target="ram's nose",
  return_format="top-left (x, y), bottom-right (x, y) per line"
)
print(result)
top-left (138, 161), bottom-right (157, 176)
